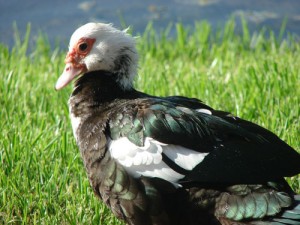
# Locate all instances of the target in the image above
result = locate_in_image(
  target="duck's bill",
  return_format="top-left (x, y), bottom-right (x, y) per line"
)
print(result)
top-left (55, 63), bottom-right (83, 90)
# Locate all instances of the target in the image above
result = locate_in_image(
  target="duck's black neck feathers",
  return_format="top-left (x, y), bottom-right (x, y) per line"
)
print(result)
top-left (70, 70), bottom-right (143, 118)
top-left (73, 70), bottom-right (138, 102)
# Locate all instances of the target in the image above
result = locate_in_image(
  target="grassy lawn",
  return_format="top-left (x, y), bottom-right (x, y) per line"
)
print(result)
top-left (0, 19), bottom-right (299, 224)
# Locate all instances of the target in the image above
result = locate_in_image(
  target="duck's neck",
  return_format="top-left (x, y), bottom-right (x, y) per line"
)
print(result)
top-left (69, 70), bottom-right (139, 118)
top-left (68, 71), bottom-right (137, 141)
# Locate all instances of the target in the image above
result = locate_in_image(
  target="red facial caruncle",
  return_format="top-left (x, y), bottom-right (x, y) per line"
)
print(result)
top-left (66, 37), bottom-right (96, 66)
top-left (55, 37), bottom-right (95, 90)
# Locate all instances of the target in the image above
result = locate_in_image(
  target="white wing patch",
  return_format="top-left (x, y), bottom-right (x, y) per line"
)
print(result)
top-left (109, 137), bottom-right (164, 167)
top-left (109, 137), bottom-right (208, 184)
top-left (163, 145), bottom-right (208, 170)
top-left (196, 108), bottom-right (212, 115)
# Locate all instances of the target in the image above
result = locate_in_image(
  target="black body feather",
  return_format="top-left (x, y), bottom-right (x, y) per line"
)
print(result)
top-left (69, 71), bottom-right (300, 225)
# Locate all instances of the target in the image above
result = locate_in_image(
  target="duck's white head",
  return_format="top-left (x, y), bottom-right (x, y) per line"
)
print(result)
top-left (55, 23), bottom-right (138, 90)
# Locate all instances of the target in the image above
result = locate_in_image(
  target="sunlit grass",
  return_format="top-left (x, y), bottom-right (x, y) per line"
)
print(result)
top-left (0, 19), bottom-right (299, 224)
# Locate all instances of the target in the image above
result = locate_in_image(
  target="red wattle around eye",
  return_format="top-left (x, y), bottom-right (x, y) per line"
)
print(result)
top-left (76, 38), bottom-right (96, 56)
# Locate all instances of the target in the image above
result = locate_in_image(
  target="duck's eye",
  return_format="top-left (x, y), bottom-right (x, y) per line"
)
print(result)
top-left (78, 42), bottom-right (88, 52)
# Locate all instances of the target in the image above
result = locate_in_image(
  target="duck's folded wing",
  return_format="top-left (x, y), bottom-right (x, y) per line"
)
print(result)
top-left (108, 98), bottom-right (300, 185)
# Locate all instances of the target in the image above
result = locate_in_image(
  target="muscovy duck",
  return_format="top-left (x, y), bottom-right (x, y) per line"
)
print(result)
top-left (55, 23), bottom-right (300, 225)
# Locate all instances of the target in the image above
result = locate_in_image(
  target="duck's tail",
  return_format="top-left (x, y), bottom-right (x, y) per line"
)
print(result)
top-left (271, 195), bottom-right (300, 225)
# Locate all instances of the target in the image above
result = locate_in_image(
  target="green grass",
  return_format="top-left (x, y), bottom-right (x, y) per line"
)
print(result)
top-left (0, 19), bottom-right (299, 224)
